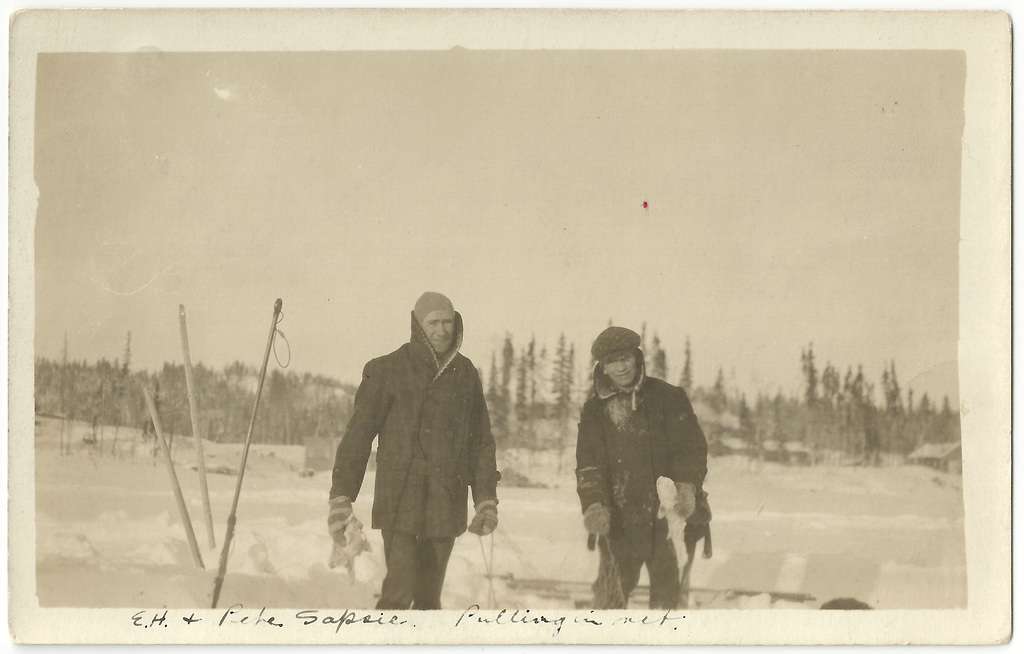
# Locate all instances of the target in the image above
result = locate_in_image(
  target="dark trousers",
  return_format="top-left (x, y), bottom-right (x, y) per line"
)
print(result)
top-left (376, 530), bottom-right (456, 610)
top-left (597, 522), bottom-right (681, 609)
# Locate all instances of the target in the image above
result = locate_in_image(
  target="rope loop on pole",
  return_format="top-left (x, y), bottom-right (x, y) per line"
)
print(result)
top-left (273, 310), bottom-right (291, 368)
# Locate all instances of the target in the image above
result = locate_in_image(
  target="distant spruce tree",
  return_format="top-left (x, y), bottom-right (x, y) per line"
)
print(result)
top-left (738, 394), bottom-right (755, 443)
top-left (552, 334), bottom-right (566, 419)
top-left (110, 331), bottom-right (133, 456)
top-left (649, 333), bottom-right (667, 381)
top-left (500, 334), bottom-right (514, 445)
top-left (882, 360), bottom-right (904, 415)
top-left (821, 362), bottom-right (840, 408)
top-left (801, 343), bottom-right (819, 407)
top-left (709, 367), bottom-right (727, 414)
top-left (526, 336), bottom-right (539, 426)
top-left (881, 360), bottom-right (909, 454)
top-left (566, 344), bottom-right (576, 408)
top-left (485, 353), bottom-right (507, 446)
top-left (938, 396), bottom-right (961, 445)
top-left (514, 347), bottom-right (529, 448)
top-left (918, 393), bottom-right (932, 417)
top-left (59, 333), bottom-right (70, 455)
top-left (679, 337), bottom-right (693, 393)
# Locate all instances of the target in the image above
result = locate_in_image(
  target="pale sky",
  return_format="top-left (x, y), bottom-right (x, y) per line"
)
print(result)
top-left (33, 49), bottom-right (964, 403)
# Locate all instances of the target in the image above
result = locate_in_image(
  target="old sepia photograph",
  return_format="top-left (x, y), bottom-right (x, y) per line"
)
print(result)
top-left (7, 8), bottom-right (1011, 646)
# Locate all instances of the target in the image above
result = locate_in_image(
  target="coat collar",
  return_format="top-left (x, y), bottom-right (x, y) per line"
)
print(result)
top-left (593, 351), bottom-right (647, 410)
top-left (410, 311), bottom-right (464, 381)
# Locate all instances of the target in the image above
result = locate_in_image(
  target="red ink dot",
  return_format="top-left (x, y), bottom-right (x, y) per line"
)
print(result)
top-left (642, 201), bottom-right (648, 209)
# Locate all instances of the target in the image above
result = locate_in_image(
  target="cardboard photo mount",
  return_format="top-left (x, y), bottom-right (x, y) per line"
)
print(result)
top-left (7, 8), bottom-right (1011, 645)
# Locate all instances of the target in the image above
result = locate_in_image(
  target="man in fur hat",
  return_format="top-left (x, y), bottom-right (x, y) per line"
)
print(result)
top-left (328, 292), bottom-right (501, 610)
top-left (576, 326), bottom-right (710, 609)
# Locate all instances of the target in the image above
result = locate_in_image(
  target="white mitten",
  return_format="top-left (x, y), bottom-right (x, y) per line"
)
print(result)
top-left (328, 515), bottom-right (372, 578)
top-left (674, 482), bottom-right (697, 520)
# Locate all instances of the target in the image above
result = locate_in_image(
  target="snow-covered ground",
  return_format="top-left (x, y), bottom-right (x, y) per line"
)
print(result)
top-left (33, 416), bottom-right (966, 610)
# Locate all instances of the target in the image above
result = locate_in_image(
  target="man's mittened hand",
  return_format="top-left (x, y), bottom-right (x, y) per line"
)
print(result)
top-left (583, 503), bottom-right (611, 536)
top-left (328, 496), bottom-right (353, 545)
top-left (674, 483), bottom-right (697, 520)
top-left (468, 499), bottom-right (498, 536)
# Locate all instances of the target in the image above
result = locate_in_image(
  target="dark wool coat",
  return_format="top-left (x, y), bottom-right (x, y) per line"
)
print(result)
top-left (330, 312), bottom-right (500, 538)
top-left (576, 359), bottom-right (708, 553)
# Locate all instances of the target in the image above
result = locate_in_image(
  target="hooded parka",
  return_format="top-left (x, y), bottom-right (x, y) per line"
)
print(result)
top-left (330, 312), bottom-right (500, 538)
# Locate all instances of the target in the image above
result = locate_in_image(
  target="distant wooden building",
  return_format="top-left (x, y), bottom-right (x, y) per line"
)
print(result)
top-left (908, 442), bottom-right (962, 473)
top-left (781, 441), bottom-right (813, 466)
top-left (709, 436), bottom-right (752, 457)
top-left (759, 439), bottom-right (787, 463)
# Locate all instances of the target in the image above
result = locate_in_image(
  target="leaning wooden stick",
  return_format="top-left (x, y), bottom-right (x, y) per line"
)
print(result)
top-left (179, 304), bottom-right (216, 550)
top-left (211, 298), bottom-right (283, 609)
top-left (143, 386), bottom-right (205, 570)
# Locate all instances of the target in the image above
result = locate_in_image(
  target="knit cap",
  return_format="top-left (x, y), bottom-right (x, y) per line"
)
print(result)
top-left (413, 292), bottom-right (455, 325)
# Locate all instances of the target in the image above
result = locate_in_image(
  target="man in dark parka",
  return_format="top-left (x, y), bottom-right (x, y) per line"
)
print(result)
top-left (576, 326), bottom-right (709, 609)
top-left (328, 292), bottom-right (501, 610)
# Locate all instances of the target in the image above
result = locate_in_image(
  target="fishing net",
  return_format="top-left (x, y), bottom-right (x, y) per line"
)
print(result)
top-left (592, 536), bottom-right (628, 609)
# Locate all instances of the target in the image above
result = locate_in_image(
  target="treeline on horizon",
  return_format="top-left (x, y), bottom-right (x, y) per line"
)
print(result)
top-left (34, 332), bottom-right (357, 451)
top-left (482, 328), bottom-right (962, 460)
top-left (34, 328), bottom-right (960, 460)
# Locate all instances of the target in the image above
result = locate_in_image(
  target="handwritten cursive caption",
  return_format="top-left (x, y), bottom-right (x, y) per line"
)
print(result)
top-left (129, 604), bottom-right (684, 638)
top-left (130, 605), bottom-right (410, 633)
top-left (455, 604), bottom-right (684, 637)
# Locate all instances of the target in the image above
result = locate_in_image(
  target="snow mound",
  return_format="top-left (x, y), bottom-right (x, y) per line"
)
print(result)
top-left (737, 593), bottom-right (773, 609)
top-left (442, 554), bottom-right (487, 608)
top-left (773, 598), bottom-right (813, 610)
top-left (127, 541), bottom-right (182, 566)
top-left (39, 533), bottom-right (99, 563)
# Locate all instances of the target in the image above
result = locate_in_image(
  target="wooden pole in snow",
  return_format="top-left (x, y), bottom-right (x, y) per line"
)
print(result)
top-left (211, 298), bottom-right (282, 609)
top-left (143, 386), bottom-right (205, 570)
top-left (179, 305), bottom-right (216, 550)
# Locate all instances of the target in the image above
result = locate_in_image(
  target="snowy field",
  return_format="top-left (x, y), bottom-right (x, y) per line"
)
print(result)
top-left (33, 416), bottom-right (966, 611)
